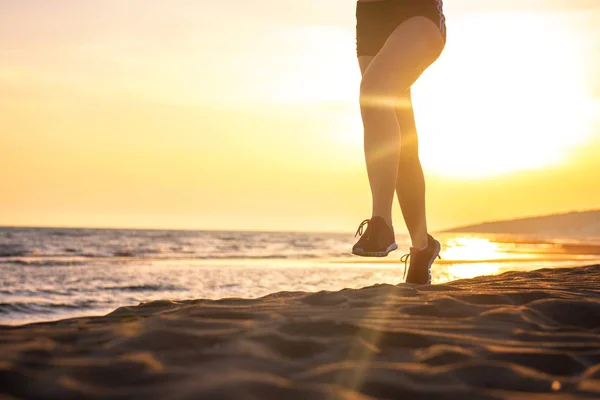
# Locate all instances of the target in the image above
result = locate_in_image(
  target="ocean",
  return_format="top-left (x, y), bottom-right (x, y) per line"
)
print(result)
top-left (2, 227), bottom-right (600, 325)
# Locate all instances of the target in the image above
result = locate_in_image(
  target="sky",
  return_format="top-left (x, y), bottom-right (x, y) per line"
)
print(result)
top-left (1, 0), bottom-right (599, 233)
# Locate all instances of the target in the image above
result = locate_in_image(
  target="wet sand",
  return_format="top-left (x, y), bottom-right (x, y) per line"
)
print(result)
top-left (2, 265), bottom-right (600, 399)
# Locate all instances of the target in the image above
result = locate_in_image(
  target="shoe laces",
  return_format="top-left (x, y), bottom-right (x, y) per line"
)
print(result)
top-left (355, 219), bottom-right (371, 238)
top-left (401, 253), bottom-right (411, 280)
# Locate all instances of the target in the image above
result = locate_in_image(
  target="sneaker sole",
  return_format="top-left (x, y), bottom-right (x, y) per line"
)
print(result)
top-left (352, 243), bottom-right (398, 258)
top-left (424, 239), bottom-right (442, 285)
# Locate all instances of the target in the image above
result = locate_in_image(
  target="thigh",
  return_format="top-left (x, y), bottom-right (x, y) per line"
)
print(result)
top-left (361, 16), bottom-right (445, 96)
top-left (358, 56), bottom-right (374, 77)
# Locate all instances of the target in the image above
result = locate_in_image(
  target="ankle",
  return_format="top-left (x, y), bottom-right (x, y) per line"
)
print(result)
top-left (373, 215), bottom-right (393, 228)
top-left (411, 235), bottom-right (428, 250)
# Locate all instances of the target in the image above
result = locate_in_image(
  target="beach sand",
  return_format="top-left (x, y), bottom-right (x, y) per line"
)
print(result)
top-left (2, 265), bottom-right (600, 399)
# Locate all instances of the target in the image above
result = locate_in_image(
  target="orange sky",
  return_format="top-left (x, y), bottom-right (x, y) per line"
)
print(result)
top-left (1, 0), bottom-right (599, 233)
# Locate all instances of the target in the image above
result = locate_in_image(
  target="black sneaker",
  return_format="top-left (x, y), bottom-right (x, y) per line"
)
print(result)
top-left (352, 217), bottom-right (398, 257)
top-left (401, 234), bottom-right (441, 285)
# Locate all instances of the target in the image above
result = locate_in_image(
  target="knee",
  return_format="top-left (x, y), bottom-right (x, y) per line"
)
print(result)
top-left (359, 75), bottom-right (393, 109)
top-left (399, 145), bottom-right (421, 165)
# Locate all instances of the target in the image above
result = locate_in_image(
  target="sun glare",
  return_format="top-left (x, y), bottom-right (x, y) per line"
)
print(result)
top-left (435, 237), bottom-right (508, 283)
top-left (442, 236), bottom-right (514, 263)
top-left (411, 14), bottom-right (595, 178)
top-left (280, 17), bottom-right (596, 179)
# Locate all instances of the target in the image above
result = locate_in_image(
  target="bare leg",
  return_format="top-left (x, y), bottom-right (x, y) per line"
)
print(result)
top-left (395, 89), bottom-right (428, 249)
top-left (359, 69), bottom-right (400, 227)
top-left (355, 71), bottom-right (429, 249)
top-left (358, 16), bottom-right (444, 230)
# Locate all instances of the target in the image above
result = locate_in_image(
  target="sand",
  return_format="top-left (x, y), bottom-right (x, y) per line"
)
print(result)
top-left (2, 265), bottom-right (600, 400)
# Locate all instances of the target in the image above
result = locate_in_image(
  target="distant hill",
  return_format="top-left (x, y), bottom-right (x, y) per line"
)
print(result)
top-left (443, 210), bottom-right (600, 236)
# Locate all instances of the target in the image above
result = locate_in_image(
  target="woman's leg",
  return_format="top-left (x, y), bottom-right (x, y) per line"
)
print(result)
top-left (359, 55), bottom-right (397, 229)
top-left (359, 16), bottom-right (444, 230)
top-left (359, 65), bottom-right (400, 228)
top-left (395, 89), bottom-right (429, 249)
top-left (357, 72), bottom-right (431, 251)
top-left (352, 56), bottom-right (400, 257)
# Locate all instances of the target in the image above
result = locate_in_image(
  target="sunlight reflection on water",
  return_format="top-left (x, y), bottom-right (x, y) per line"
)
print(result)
top-left (2, 229), bottom-right (600, 324)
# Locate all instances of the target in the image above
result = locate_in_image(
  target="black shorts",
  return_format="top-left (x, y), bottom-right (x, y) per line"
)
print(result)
top-left (356, 0), bottom-right (447, 57)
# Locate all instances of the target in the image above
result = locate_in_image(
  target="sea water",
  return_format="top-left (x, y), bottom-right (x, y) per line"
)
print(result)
top-left (2, 227), bottom-right (600, 325)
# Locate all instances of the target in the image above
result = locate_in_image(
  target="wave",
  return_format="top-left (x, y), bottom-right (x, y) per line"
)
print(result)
top-left (101, 284), bottom-right (185, 292)
top-left (0, 244), bottom-right (27, 257)
top-left (0, 300), bottom-right (99, 315)
top-left (1, 254), bottom-right (327, 267)
top-left (5, 259), bottom-right (90, 267)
